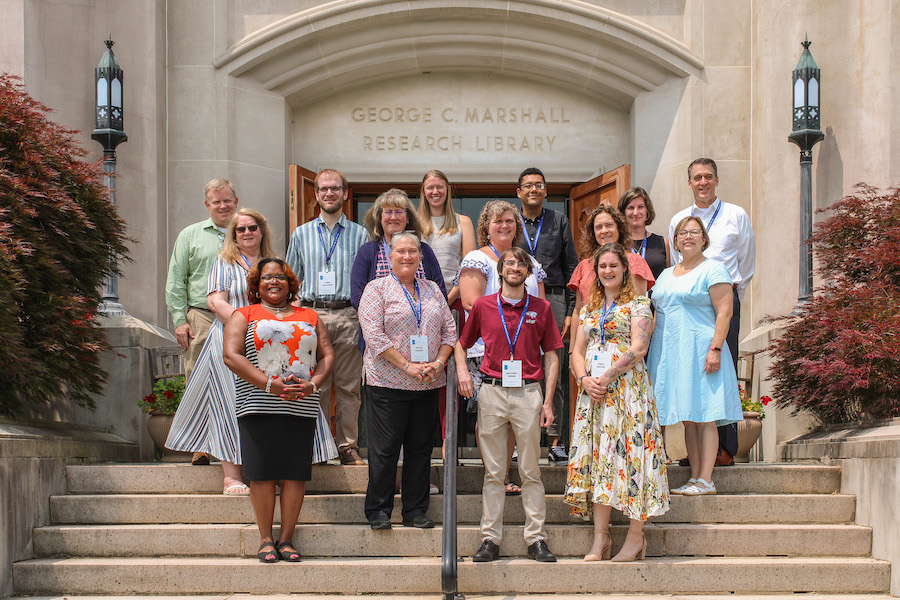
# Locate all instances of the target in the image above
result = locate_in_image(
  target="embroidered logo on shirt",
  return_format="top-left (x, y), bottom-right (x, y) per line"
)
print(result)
top-left (525, 310), bottom-right (538, 324)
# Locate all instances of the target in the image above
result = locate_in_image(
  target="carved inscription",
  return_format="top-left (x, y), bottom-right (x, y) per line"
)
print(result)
top-left (353, 106), bottom-right (570, 152)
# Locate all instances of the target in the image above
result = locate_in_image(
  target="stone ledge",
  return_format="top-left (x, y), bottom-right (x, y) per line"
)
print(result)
top-left (779, 418), bottom-right (900, 461)
top-left (0, 419), bottom-right (138, 462)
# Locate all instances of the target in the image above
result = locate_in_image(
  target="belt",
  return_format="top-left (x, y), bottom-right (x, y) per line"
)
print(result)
top-left (299, 299), bottom-right (352, 310)
top-left (188, 306), bottom-right (214, 313)
top-left (482, 376), bottom-right (540, 386)
top-left (544, 286), bottom-right (566, 295)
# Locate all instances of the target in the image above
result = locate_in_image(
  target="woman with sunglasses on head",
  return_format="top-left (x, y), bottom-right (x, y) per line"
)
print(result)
top-left (167, 209), bottom-right (337, 497)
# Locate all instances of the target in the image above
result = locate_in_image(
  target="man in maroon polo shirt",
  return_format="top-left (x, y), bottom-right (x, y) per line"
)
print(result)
top-left (455, 246), bottom-right (563, 563)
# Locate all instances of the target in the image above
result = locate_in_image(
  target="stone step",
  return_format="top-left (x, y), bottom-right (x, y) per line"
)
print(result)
top-left (12, 556), bottom-right (891, 595)
top-left (32, 523), bottom-right (873, 558)
top-left (49, 492), bottom-right (857, 525)
top-left (7, 596), bottom-right (899, 600)
top-left (65, 462), bottom-right (842, 495)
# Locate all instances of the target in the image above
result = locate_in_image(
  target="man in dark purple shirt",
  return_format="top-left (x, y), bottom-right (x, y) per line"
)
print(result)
top-left (455, 246), bottom-right (563, 563)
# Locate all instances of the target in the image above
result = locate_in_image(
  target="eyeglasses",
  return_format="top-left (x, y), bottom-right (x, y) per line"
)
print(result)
top-left (502, 259), bottom-right (529, 268)
top-left (519, 182), bottom-right (546, 191)
top-left (235, 225), bottom-right (259, 233)
top-left (260, 274), bottom-right (288, 282)
top-left (382, 209), bottom-right (406, 217)
top-left (676, 229), bottom-right (703, 238)
top-left (316, 185), bottom-right (344, 195)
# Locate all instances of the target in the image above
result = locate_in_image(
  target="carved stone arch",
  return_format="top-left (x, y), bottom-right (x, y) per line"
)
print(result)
top-left (214, 0), bottom-right (703, 109)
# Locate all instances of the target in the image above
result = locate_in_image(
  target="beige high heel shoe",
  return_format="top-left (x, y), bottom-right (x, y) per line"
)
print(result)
top-left (611, 531), bottom-right (646, 562)
top-left (584, 528), bottom-right (612, 561)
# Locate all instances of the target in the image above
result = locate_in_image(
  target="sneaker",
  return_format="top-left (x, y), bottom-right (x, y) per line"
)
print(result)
top-left (548, 445), bottom-right (568, 463)
top-left (429, 483), bottom-right (439, 495)
top-left (670, 478), bottom-right (698, 495)
top-left (681, 478), bottom-right (717, 496)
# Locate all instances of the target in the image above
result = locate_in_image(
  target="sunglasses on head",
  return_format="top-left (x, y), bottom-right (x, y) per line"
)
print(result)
top-left (236, 224), bottom-right (259, 233)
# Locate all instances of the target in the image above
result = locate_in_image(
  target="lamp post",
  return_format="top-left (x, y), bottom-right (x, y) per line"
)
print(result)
top-left (788, 36), bottom-right (823, 310)
top-left (92, 38), bottom-right (128, 316)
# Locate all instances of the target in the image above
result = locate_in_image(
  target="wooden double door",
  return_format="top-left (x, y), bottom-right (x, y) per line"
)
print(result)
top-left (288, 164), bottom-right (630, 447)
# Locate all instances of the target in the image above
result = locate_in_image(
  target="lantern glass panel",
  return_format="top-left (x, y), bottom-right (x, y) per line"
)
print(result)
top-left (97, 77), bottom-right (108, 106)
top-left (808, 78), bottom-right (819, 107)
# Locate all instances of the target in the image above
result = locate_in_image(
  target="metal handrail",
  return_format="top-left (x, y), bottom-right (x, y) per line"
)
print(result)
top-left (440, 361), bottom-right (462, 600)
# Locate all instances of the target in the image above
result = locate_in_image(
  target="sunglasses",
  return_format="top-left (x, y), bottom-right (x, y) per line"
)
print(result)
top-left (236, 225), bottom-right (259, 233)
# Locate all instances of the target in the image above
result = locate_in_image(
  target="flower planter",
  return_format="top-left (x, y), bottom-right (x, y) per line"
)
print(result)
top-left (735, 411), bottom-right (762, 463)
top-left (146, 412), bottom-right (192, 462)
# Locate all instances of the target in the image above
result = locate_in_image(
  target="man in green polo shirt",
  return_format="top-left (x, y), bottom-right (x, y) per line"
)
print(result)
top-left (165, 178), bottom-right (239, 387)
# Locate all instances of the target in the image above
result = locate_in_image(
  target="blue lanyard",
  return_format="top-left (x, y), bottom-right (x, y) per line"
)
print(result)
top-left (519, 210), bottom-right (544, 255)
top-left (317, 221), bottom-right (343, 266)
top-left (487, 243), bottom-right (501, 260)
top-left (240, 253), bottom-right (252, 269)
top-left (600, 299), bottom-right (616, 344)
top-left (632, 235), bottom-right (647, 258)
top-left (497, 293), bottom-right (530, 360)
top-left (692, 201), bottom-right (722, 232)
top-left (393, 275), bottom-right (422, 331)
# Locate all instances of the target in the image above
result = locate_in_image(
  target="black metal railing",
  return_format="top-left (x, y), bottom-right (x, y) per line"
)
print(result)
top-left (441, 381), bottom-right (462, 600)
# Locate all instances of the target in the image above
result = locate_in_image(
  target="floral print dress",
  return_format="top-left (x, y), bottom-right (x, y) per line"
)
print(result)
top-left (564, 296), bottom-right (669, 521)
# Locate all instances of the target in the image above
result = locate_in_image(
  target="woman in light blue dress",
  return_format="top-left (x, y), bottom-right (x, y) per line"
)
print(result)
top-left (647, 216), bottom-right (741, 496)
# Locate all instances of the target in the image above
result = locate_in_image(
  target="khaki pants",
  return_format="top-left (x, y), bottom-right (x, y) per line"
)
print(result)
top-left (315, 306), bottom-right (362, 450)
top-left (477, 381), bottom-right (547, 545)
top-left (184, 308), bottom-right (215, 382)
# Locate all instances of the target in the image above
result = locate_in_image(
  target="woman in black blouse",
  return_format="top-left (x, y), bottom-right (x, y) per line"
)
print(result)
top-left (618, 187), bottom-right (669, 280)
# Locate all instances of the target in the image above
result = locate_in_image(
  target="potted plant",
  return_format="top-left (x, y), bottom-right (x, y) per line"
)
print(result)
top-left (735, 384), bottom-right (771, 462)
top-left (138, 377), bottom-right (190, 461)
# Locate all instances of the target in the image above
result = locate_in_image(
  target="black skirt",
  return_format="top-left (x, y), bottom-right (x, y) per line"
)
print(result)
top-left (238, 413), bottom-right (316, 481)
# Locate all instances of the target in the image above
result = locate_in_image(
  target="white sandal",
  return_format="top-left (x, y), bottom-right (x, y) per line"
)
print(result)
top-left (681, 478), bottom-right (716, 496)
top-left (670, 478), bottom-right (698, 495)
top-left (223, 483), bottom-right (250, 496)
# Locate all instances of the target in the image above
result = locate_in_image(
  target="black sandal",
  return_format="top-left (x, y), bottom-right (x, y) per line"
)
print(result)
top-left (276, 541), bottom-right (301, 562)
top-left (257, 542), bottom-right (278, 563)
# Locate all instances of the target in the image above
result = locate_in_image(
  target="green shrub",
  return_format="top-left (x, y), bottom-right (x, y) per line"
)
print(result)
top-left (0, 74), bottom-right (130, 416)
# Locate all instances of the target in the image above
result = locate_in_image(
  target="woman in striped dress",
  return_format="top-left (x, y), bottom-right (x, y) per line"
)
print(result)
top-left (223, 258), bottom-right (335, 562)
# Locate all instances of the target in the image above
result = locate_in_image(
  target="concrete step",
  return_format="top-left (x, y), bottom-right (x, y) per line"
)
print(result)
top-left (32, 523), bottom-right (873, 558)
top-left (49, 492), bottom-right (857, 525)
top-left (7, 596), bottom-right (899, 600)
top-left (12, 556), bottom-right (891, 595)
top-left (65, 462), bottom-right (842, 495)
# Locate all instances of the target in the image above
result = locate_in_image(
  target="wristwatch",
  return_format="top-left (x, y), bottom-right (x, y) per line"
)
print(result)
top-left (710, 346), bottom-right (722, 352)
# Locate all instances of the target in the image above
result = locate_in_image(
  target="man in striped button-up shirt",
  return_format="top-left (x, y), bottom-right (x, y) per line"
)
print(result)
top-left (285, 169), bottom-right (369, 465)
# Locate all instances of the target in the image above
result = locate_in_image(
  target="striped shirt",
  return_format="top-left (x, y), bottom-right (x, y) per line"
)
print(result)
top-left (285, 213), bottom-right (368, 302)
top-left (234, 304), bottom-right (321, 419)
top-left (206, 256), bottom-right (250, 310)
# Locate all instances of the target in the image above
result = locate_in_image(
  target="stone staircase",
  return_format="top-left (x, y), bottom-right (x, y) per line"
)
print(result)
top-left (10, 462), bottom-right (893, 597)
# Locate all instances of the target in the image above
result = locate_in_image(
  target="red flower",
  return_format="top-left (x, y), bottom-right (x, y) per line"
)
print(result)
top-left (163, 390), bottom-right (174, 399)
top-left (761, 395), bottom-right (773, 406)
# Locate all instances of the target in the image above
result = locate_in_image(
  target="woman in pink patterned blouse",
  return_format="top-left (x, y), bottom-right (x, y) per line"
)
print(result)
top-left (358, 232), bottom-right (457, 530)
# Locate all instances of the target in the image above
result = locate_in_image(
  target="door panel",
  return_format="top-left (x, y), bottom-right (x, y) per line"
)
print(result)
top-left (569, 164), bottom-right (631, 259)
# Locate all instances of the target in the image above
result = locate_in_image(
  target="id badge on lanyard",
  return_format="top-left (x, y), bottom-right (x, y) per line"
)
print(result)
top-left (318, 271), bottom-right (336, 295)
top-left (590, 343), bottom-right (614, 377)
top-left (502, 359), bottom-right (523, 387)
top-left (410, 335), bottom-right (429, 362)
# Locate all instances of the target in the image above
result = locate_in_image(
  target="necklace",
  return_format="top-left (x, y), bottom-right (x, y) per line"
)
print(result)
top-left (261, 302), bottom-right (290, 320)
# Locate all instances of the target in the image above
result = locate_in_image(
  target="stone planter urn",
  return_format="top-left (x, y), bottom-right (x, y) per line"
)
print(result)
top-left (735, 411), bottom-right (763, 463)
top-left (146, 412), bottom-right (192, 462)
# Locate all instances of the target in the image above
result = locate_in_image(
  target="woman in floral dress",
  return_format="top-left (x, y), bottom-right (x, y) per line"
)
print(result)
top-left (565, 242), bottom-right (669, 563)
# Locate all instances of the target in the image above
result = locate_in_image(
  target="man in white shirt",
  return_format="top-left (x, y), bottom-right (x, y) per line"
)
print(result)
top-left (668, 158), bottom-right (756, 462)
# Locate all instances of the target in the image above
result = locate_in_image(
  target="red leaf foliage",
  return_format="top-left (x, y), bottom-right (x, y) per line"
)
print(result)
top-left (0, 75), bottom-right (130, 416)
top-left (766, 185), bottom-right (900, 423)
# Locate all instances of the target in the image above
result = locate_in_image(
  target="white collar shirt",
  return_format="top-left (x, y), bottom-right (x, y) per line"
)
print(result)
top-left (668, 197), bottom-right (756, 301)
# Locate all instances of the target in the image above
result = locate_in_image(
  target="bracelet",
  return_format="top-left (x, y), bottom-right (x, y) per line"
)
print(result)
top-left (710, 346), bottom-right (722, 352)
top-left (404, 361), bottom-right (410, 371)
top-left (435, 357), bottom-right (445, 366)
top-left (577, 375), bottom-right (586, 386)
top-left (265, 376), bottom-right (273, 394)
top-left (310, 381), bottom-right (319, 395)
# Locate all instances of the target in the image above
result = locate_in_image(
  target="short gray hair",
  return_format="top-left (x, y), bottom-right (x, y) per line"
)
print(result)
top-left (388, 231), bottom-right (422, 255)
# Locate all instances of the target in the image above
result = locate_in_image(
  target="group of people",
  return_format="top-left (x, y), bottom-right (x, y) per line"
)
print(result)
top-left (162, 158), bottom-right (755, 564)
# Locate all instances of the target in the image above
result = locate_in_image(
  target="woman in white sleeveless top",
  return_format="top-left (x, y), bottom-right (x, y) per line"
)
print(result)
top-left (416, 170), bottom-right (476, 460)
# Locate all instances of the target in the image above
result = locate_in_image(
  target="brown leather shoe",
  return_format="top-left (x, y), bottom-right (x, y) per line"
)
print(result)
top-left (339, 447), bottom-right (365, 465)
top-left (191, 452), bottom-right (210, 465)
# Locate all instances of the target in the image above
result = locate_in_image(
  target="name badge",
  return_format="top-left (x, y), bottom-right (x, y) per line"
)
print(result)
top-left (502, 360), bottom-right (523, 387)
top-left (590, 346), bottom-right (614, 378)
top-left (318, 271), bottom-right (336, 295)
top-left (410, 335), bottom-right (429, 362)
